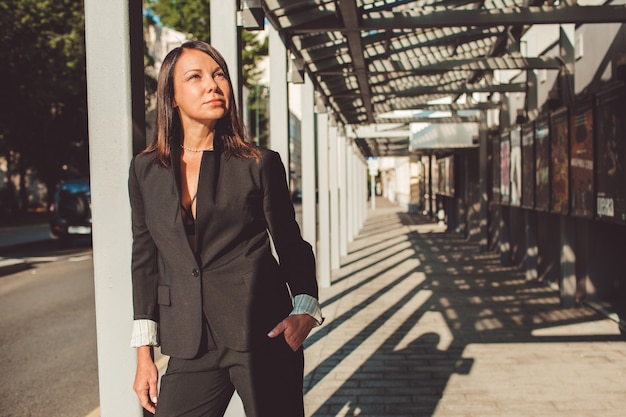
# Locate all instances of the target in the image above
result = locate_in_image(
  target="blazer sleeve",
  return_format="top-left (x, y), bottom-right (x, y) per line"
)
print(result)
top-left (128, 156), bottom-right (160, 322)
top-left (260, 151), bottom-right (319, 300)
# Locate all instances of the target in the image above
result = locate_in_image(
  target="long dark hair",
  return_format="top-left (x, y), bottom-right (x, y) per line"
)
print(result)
top-left (144, 40), bottom-right (260, 167)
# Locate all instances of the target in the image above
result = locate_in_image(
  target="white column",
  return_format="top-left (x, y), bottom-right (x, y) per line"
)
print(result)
top-left (359, 156), bottom-right (366, 228)
top-left (301, 75), bottom-right (317, 256)
top-left (268, 26), bottom-right (289, 166)
top-left (359, 157), bottom-right (366, 228)
top-left (211, 0), bottom-right (240, 105)
top-left (84, 1), bottom-right (138, 415)
top-left (316, 112), bottom-right (331, 287)
top-left (354, 151), bottom-right (362, 235)
top-left (211, 4), bottom-right (246, 416)
top-left (339, 134), bottom-right (349, 257)
top-left (328, 123), bottom-right (341, 270)
top-left (347, 144), bottom-right (355, 243)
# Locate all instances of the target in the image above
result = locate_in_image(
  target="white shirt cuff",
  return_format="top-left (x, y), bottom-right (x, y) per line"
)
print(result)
top-left (130, 319), bottom-right (159, 348)
top-left (291, 294), bottom-right (324, 325)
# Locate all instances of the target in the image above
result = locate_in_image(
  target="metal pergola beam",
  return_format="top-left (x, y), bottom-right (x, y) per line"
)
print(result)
top-left (338, 0), bottom-right (375, 123)
top-left (394, 56), bottom-right (563, 72)
top-left (376, 115), bottom-right (480, 123)
top-left (287, 5), bottom-right (626, 32)
top-left (393, 82), bottom-right (528, 96)
top-left (316, 56), bottom-right (562, 77)
top-left (377, 102), bottom-right (500, 111)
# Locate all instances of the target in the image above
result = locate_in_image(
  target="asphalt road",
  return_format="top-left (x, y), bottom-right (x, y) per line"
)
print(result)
top-left (0, 238), bottom-right (99, 417)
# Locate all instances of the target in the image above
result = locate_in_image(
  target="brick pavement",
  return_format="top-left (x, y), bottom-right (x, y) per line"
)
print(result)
top-left (303, 199), bottom-right (626, 417)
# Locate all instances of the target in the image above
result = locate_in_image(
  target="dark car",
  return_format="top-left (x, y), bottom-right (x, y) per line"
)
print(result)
top-left (49, 178), bottom-right (92, 243)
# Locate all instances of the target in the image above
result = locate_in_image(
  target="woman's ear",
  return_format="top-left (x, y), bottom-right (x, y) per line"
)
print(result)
top-left (172, 99), bottom-right (178, 108)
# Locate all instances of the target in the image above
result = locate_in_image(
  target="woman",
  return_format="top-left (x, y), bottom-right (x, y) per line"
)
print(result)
top-left (129, 41), bottom-right (322, 417)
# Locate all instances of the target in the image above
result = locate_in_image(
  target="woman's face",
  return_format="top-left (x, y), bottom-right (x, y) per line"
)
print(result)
top-left (172, 48), bottom-right (231, 129)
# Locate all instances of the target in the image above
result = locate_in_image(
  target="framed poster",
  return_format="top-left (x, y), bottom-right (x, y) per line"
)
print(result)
top-left (595, 84), bottom-right (626, 223)
top-left (521, 121), bottom-right (535, 209)
top-left (500, 131), bottom-right (510, 205)
top-left (436, 156), bottom-right (454, 197)
top-left (550, 107), bottom-right (569, 214)
top-left (491, 131), bottom-right (501, 203)
top-left (569, 98), bottom-right (594, 218)
top-left (534, 115), bottom-right (550, 211)
top-left (509, 127), bottom-right (522, 206)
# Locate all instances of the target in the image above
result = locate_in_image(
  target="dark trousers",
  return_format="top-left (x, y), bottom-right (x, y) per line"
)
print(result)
top-left (154, 322), bottom-right (305, 417)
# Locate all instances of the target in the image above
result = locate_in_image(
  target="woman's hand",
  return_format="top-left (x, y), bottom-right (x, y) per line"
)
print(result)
top-left (268, 314), bottom-right (317, 351)
top-left (133, 346), bottom-right (159, 414)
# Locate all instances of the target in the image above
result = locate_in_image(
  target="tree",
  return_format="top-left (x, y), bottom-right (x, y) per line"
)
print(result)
top-left (146, 0), bottom-right (210, 43)
top-left (0, 0), bottom-right (88, 212)
top-left (144, 0), bottom-right (268, 89)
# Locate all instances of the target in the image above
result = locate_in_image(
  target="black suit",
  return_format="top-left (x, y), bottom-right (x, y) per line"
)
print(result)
top-left (129, 147), bottom-right (317, 416)
top-left (129, 147), bottom-right (318, 358)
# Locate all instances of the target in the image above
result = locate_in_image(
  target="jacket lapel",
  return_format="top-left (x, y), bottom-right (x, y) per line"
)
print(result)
top-left (166, 146), bottom-right (200, 265)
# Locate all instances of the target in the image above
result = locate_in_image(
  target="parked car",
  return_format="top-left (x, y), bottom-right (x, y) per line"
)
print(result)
top-left (49, 178), bottom-right (91, 244)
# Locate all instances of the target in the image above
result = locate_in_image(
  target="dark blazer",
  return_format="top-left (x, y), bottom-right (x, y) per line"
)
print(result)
top-left (129, 146), bottom-right (318, 358)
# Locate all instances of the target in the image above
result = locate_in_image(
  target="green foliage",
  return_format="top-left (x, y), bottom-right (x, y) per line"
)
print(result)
top-left (241, 29), bottom-right (269, 89)
top-left (146, 0), bottom-right (210, 42)
top-left (0, 0), bottom-right (88, 209)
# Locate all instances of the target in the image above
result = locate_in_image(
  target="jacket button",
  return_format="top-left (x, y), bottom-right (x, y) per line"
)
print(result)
top-left (192, 269), bottom-right (200, 277)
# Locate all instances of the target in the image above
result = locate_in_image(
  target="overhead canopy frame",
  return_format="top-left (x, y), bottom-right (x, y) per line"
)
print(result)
top-left (261, 0), bottom-right (626, 157)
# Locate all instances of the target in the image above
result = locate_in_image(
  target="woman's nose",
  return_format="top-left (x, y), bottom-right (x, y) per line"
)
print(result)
top-left (205, 76), bottom-right (218, 92)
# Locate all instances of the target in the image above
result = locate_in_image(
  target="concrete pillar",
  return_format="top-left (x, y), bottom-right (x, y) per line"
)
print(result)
top-left (210, 3), bottom-right (246, 415)
top-left (557, 23), bottom-right (578, 307)
top-left (210, 0), bottom-right (241, 111)
top-left (525, 211), bottom-right (538, 280)
top-left (339, 134), bottom-right (349, 257)
top-left (560, 217), bottom-right (577, 307)
top-left (499, 206), bottom-right (511, 266)
top-left (408, 155), bottom-right (420, 213)
top-left (347, 144), bottom-right (355, 243)
top-left (426, 154), bottom-right (434, 217)
top-left (559, 25), bottom-right (575, 105)
top-left (84, 1), bottom-right (139, 415)
top-left (358, 155), bottom-right (366, 228)
top-left (301, 75), bottom-right (317, 257)
top-left (328, 123), bottom-right (341, 270)
top-left (316, 112), bottom-right (331, 287)
top-left (478, 111), bottom-right (489, 251)
top-left (268, 26), bottom-right (289, 167)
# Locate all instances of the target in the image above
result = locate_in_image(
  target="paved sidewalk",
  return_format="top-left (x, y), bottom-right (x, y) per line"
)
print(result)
top-left (303, 199), bottom-right (626, 417)
top-left (0, 222), bottom-right (50, 249)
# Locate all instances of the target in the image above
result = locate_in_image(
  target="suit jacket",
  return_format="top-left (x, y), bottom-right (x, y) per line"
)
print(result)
top-left (129, 146), bottom-right (318, 358)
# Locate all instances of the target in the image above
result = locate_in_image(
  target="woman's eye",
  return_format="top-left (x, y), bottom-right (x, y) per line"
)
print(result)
top-left (214, 72), bottom-right (225, 79)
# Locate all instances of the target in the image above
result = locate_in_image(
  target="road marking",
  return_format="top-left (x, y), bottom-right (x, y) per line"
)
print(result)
top-left (0, 258), bottom-right (26, 267)
top-left (68, 255), bottom-right (92, 262)
top-left (25, 256), bottom-right (59, 263)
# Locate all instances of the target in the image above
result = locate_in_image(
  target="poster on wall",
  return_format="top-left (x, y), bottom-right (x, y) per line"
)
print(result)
top-left (595, 84), bottom-right (626, 223)
top-left (448, 156), bottom-right (455, 197)
top-left (491, 132), bottom-right (501, 203)
top-left (431, 155), bottom-right (438, 195)
top-left (550, 107), bottom-right (569, 214)
top-left (569, 98), bottom-right (594, 218)
top-left (521, 121), bottom-right (535, 209)
top-left (534, 115), bottom-right (550, 211)
top-left (500, 131), bottom-right (510, 204)
top-left (509, 127), bottom-right (522, 206)
top-left (436, 156), bottom-right (454, 197)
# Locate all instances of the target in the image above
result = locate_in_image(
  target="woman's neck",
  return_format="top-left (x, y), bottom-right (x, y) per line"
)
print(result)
top-left (181, 124), bottom-right (216, 151)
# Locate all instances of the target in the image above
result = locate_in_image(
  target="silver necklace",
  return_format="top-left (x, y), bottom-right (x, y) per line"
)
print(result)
top-left (180, 143), bottom-right (214, 152)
